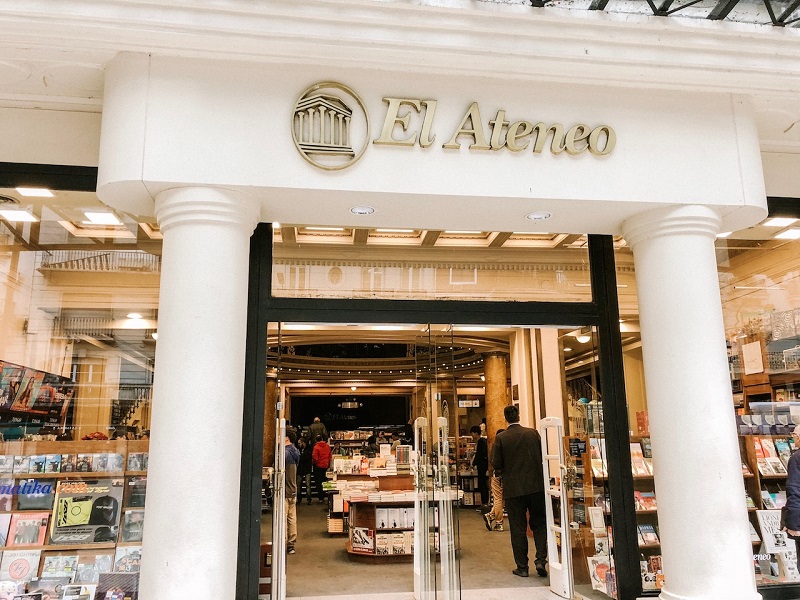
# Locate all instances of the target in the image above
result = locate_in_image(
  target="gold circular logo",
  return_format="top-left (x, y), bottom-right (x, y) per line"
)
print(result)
top-left (291, 82), bottom-right (370, 171)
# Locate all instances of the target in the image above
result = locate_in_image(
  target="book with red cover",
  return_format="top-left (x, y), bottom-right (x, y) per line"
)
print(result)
top-left (7, 512), bottom-right (49, 546)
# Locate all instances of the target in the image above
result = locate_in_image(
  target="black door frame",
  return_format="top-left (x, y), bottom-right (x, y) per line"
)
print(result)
top-left (237, 223), bottom-right (641, 600)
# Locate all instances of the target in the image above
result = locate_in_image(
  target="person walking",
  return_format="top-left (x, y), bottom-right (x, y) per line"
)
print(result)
top-left (297, 436), bottom-right (314, 505)
top-left (784, 425), bottom-right (800, 568)
top-left (491, 405), bottom-right (547, 578)
top-left (470, 425), bottom-right (489, 511)
top-left (312, 435), bottom-right (332, 503)
top-left (308, 417), bottom-right (328, 443)
top-left (483, 428), bottom-right (505, 531)
top-left (285, 429), bottom-right (300, 555)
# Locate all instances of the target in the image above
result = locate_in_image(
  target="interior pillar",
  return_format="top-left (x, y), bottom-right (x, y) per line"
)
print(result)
top-left (139, 186), bottom-right (259, 600)
top-left (484, 351), bottom-right (509, 447)
top-left (622, 205), bottom-right (761, 600)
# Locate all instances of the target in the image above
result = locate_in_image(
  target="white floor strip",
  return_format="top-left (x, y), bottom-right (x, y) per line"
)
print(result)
top-left (289, 587), bottom-right (564, 600)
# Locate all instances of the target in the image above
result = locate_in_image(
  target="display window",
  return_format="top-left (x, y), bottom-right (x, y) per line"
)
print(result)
top-left (0, 185), bottom-right (159, 597)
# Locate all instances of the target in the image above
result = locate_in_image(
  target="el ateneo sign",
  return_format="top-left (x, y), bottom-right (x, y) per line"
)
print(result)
top-left (292, 81), bottom-right (616, 171)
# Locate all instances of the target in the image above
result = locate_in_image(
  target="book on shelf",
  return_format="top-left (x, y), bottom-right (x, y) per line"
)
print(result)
top-left (351, 527), bottom-right (374, 554)
top-left (591, 459), bottom-right (608, 478)
top-left (13, 456), bottom-right (31, 474)
top-left (633, 491), bottom-right (645, 511)
top-left (630, 444), bottom-right (650, 477)
top-left (26, 577), bottom-right (72, 599)
top-left (44, 454), bottom-right (61, 474)
top-left (121, 509), bottom-right (145, 543)
top-left (778, 550), bottom-right (800, 582)
top-left (0, 478), bottom-right (12, 512)
top-left (96, 572), bottom-right (139, 600)
top-left (766, 457), bottom-right (787, 475)
top-left (0, 513), bottom-right (11, 546)
top-left (586, 556), bottom-right (612, 592)
top-left (0, 549), bottom-right (42, 582)
top-left (761, 438), bottom-right (778, 458)
top-left (114, 546), bottom-right (142, 573)
top-left (757, 458), bottom-right (774, 476)
top-left (41, 555), bottom-right (78, 578)
top-left (16, 478), bottom-right (56, 511)
top-left (742, 461), bottom-right (753, 476)
top-left (60, 454), bottom-right (77, 473)
top-left (754, 438), bottom-right (766, 459)
top-left (93, 454), bottom-right (109, 473)
top-left (761, 490), bottom-right (778, 509)
top-left (51, 478), bottom-right (124, 545)
top-left (8, 511), bottom-right (50, 546)
top-left (588, 506), bottom-right (605, 533)
top-left (775, 439), bottom-right (792, 468)
top-left (75, 455), bottom-right (93, 472)
top-left (0, 455), bottom-right (13, 473)
top-left (14, 591), bottom-right (44, 599)
top-left (375, 533), bottom-right (389, 555)
top-left (594, 533), bottom-right (610, 555)
top-left (746, 494), bottom-right (756, 510)
top-left (750, 522), bottom-right (761, 543)
top-left (60, 584), bottom-right (96, 600)
top-left (640, 492), bottom-right (657, 511)
top-left (639, 437), bottom-right (652, 458)
top-left (638, 523), bottom-right (660, 546)
top-left (391, 532), bottom-right (405, 555)
top-left (756, 509), bottom-right (791, 554)
top-left (28, 455), bottom-right (47, 474)
top-left (589, 438), bottom-right (606, 460)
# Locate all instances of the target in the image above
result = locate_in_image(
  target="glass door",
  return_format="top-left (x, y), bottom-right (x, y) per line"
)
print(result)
top-left (413, 325), bottom-right (462, 600)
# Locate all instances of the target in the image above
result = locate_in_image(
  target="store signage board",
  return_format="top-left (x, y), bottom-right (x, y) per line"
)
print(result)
top-left (291, 82), bottom-right (615, 172)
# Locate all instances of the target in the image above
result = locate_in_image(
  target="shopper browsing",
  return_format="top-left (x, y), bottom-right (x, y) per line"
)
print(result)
top-left (312, 435), bottom-right (332, 503)
top-left (490, 405), bottom-right (548, 578)
top-left (470, 425), bottom-right (489, 511)
top-left (784, 425), bottom-right (800, 567)
top-left (483, 428), bottom-right (505, 532)
top-left (308, 417), bottom-right (329, 443)
top-left (285, 429), bottom-right (300, 555)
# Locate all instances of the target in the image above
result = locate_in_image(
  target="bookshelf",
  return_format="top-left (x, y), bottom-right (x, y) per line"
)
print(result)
top-left (0, 439), bottom-right (147, 583)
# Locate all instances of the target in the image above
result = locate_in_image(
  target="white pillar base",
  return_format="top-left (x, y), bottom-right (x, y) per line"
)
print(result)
top-left (623, 205), bottom-right (762, 600)
top-left (139, 187), bottom-right (259, 600)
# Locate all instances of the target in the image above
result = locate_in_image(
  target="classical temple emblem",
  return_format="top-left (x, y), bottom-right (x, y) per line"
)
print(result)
top-left (292, 82), bottom-right (370, 171)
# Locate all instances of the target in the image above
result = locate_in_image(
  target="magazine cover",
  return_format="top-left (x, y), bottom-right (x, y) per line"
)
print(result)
top-left (16, 479), bottom-right (56, 511)
top-left (757, 509), bottom-right (791, 554)
top-left (95, 572), bottom-right (139, 600)
top-left (41, 555), bottom-right (79, 579)
top-left (0, 550), bottom-right (42, 582)
top-left (26, 576), bottom-right (72, 600)
top-left (120, 510), bottom-right (144, 543)
top-left (8, 512), bottom-right (50, 546)
top-left (60, 584), bottom-right (96, 600)
top-left (51, 479), bottom-right (124, 545)
top-left (587, 556), bottom-right (611, 591)
top-left (0, 582), bottom-right (25, 599)
top-left (124, 478), bottom-right (146, 509)
top-left (113, 547), bottom-right (141, 573)
top-left (350, 527), bottom-right (374, 554)
top-left (0, 360), bottom-right (74, 431)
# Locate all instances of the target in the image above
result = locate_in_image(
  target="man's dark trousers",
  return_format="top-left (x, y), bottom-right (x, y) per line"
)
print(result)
top-left (505, 491), bottom-right (547, 570)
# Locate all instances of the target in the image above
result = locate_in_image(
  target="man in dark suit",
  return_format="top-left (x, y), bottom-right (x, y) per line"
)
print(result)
top-left (490, 404), bottom-right (547, 578)
top-left (470, 425), bottom-right (489, 510)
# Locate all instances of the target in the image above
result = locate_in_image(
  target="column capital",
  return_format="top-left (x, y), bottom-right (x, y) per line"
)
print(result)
top-left (155, 186), bottom-right (260, 234)
top-left (482, 351), bottom-right (509, 360)
top-left (622, 204), bottom-right (720, 250)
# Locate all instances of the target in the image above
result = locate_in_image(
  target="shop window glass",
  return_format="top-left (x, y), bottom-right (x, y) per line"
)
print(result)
top-left (0, 188), bottom-right (160, 596)
top-left (718, 212), bottom-right (800, 588)
top-left (272, 227), bottom-right (596, 302)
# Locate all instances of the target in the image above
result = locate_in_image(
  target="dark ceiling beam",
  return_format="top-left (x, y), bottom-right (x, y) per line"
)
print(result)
top-left (763, 0), bottom-right (779, 25)
top-left (589, 0), bottom-right (610, 9)
top-left (421, 230), bottom-right (441, 248)
top-left (666, 0), bottom-right (704, 15)
top-left (488, 232), bottom-right (513, 248)
top-left (280, 226), bottom-right (297, 245)
top-left (778, 0), bottom-right (800, 24)
top-left (353, 228), bottom-right (369, 246)
top-left (708, 0), bottom-right (741, 20)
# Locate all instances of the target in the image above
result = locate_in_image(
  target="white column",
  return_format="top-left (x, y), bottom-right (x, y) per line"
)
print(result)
top-left (139, 187), bottom-right (259, 600)
top-left (622, 205), bottom-right (761, 600)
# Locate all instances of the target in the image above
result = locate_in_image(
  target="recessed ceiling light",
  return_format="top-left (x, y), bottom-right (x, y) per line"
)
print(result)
top-left (272, 222), bottom-right (281, 229)
top-left (444, 230), bottom-right (481, 235)
top-left (305, 227), bottom-right (345, 231)
top-left (563, 347), bottom-right (573, 352)
top-left (0, 209), bottom-right (38, 222)
top-left (351, 386), bottom-right (357, 391)
top-left (83, 211), bottom-right (122, 225)
top-left (151, 332), bottom-right (158, 340)
top-left (525, 211), bottom-right (552, 221)
top-left (376, 229), bottom-right (414, 233)
top-left (350, 206), bottom-right (375, 215)
top-left (763, 218), bottom-right (798, 227)
top-left (16, 187), bottom-right (53, 197)
top-left (127, 313), bottom-right (143, 320)
top-left (775, 228), bottom-right (800, 240)
top-left (576, 335), bottom-right (592, 343)
top-left (716, 232), bottom-right (732, 238)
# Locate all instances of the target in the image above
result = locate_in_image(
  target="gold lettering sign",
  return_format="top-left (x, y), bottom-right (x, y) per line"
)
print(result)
top-left (291, 84), bottom-right (616, 171)
top-left (373, 98), bottom-right (615, 157)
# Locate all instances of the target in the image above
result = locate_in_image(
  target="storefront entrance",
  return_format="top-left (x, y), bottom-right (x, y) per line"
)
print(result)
top-left (238, 224), bottom-right (638, 600)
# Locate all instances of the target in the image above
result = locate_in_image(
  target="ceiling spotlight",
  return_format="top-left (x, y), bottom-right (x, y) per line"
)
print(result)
top-left (83, 211), bottom-right (122, 225)
top-left (577, 335), bottom-right (592, 344)
top-left (127, 313), bottom-right (143, 320)
top-left (563, 347), bottom-right (573, 352)
top-left (525, 211), bottom-right (552, 221)
top-left (151, 332), bottom-right (158, 340)
top-left (480, 375), bottom-right (485, 382)
top-left (350, 206), bottom-right (375, 215)
top-left (272, 222), bottom-right (281, 229)
top-left (351, 386), bottom-right (357, 391)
